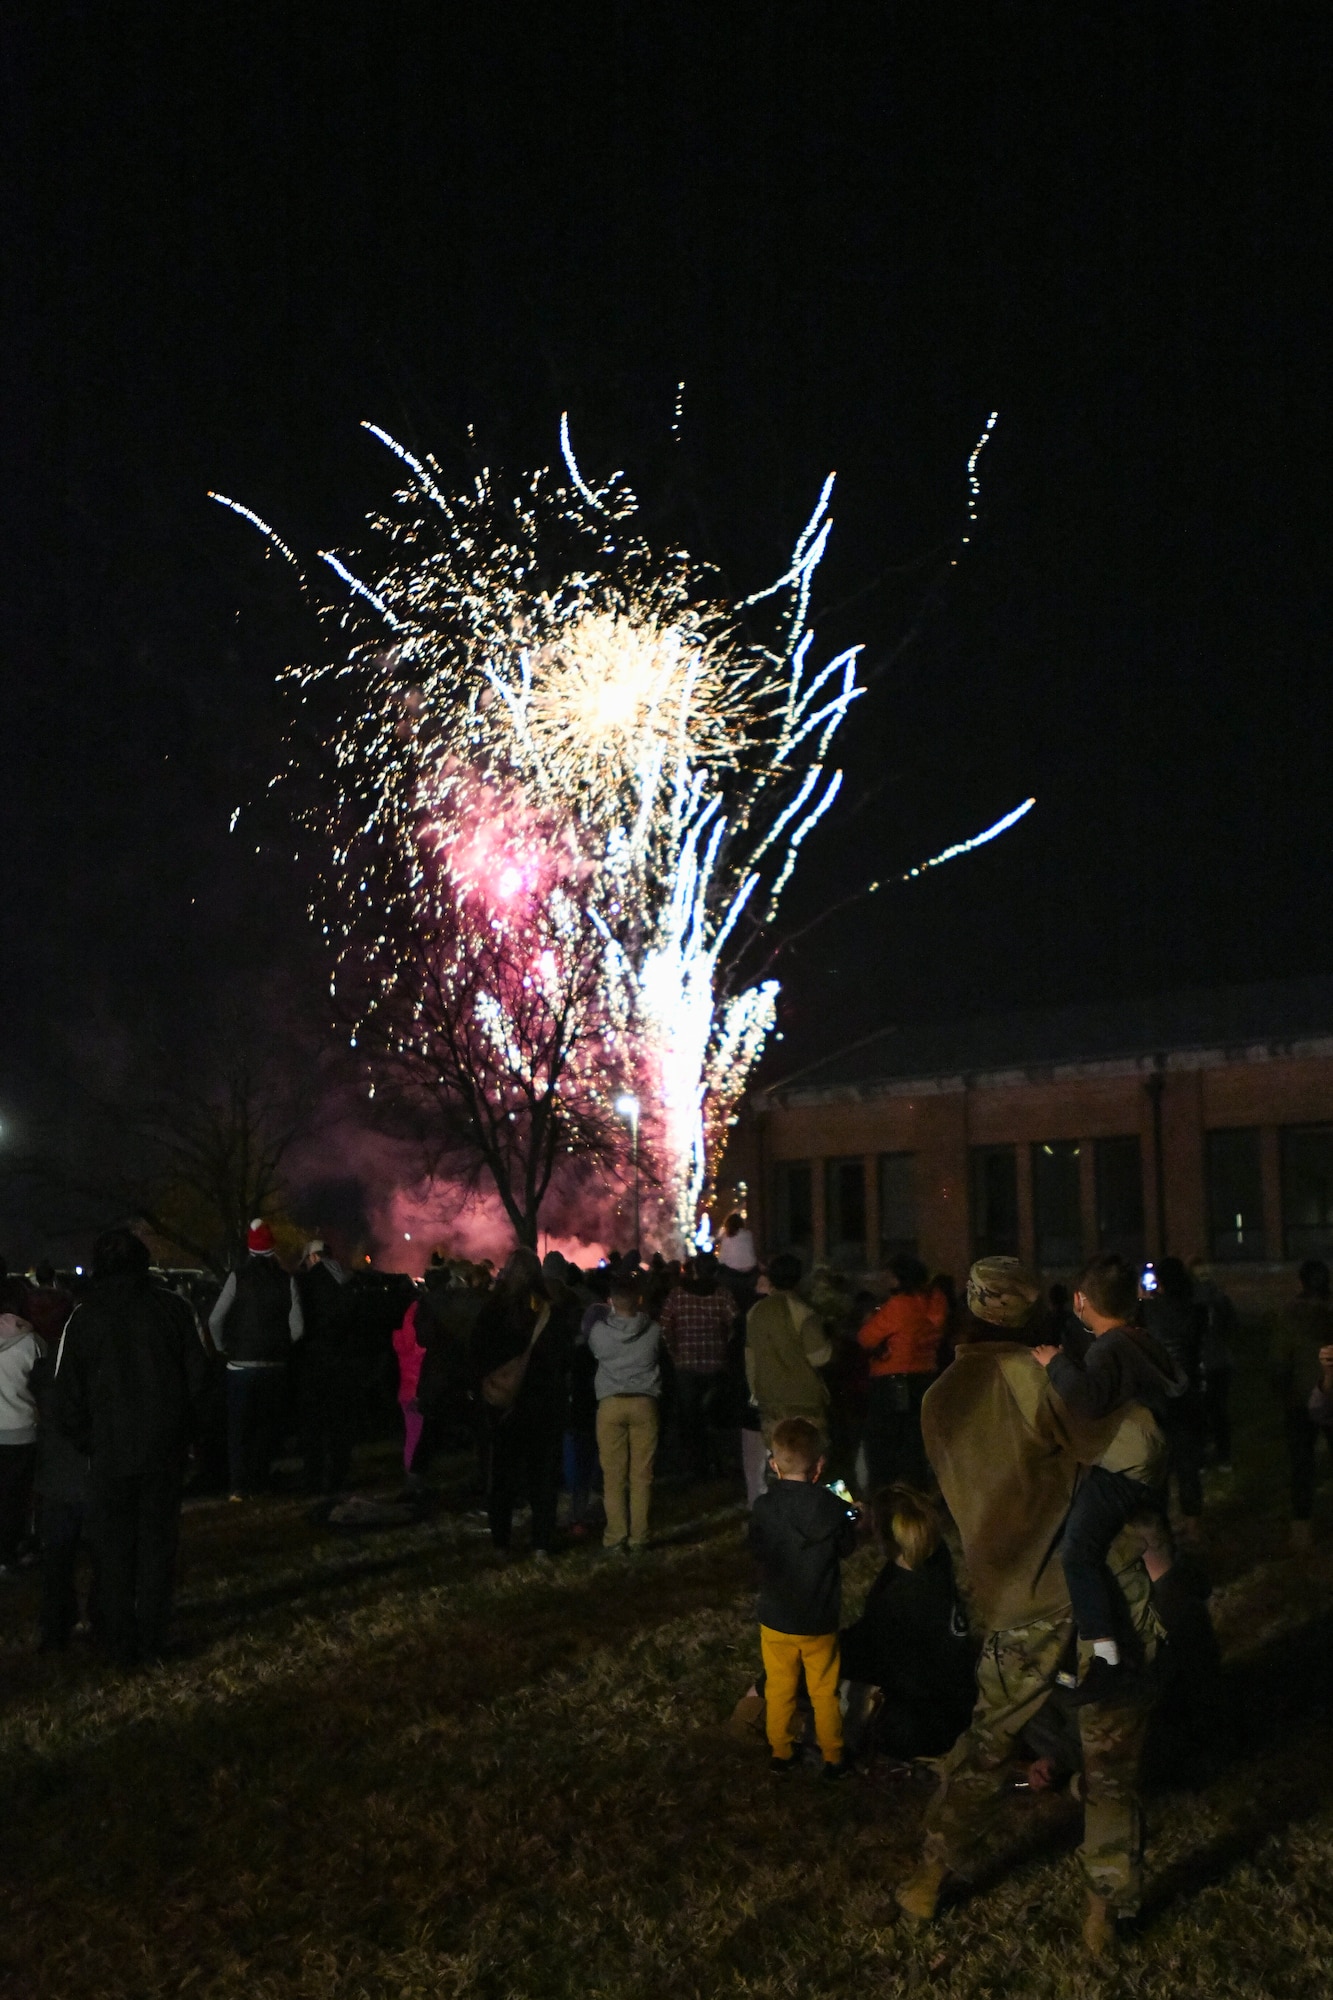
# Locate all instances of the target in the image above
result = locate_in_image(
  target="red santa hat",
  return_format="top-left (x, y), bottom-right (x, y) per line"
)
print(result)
top-left (247, 1218), bottom-right (276, 1253)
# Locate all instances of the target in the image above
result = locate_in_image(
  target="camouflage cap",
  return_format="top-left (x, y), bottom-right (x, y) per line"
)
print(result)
top-left (967, 1255), bottom-right (1041, 1328)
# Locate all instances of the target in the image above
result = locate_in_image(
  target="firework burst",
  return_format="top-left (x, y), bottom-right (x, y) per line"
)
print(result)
top-left (213, 413), bottom-right (1025, 1251)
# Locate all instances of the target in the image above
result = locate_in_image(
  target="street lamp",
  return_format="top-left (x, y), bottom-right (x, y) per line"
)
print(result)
top-left (614, 1093), bottom-right (641, 1259)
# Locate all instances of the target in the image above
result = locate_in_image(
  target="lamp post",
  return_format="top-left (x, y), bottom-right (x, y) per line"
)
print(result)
top-left (614, 1093), bottom-right (641, 1259)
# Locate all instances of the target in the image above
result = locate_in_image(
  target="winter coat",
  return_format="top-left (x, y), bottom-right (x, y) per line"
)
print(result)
top-left (1271, 1293), bottom-right (1333, 1408)
top-left (392, 1302), bottom-right (425, 1403)
top-left (857, 1289), bottom-right (949, 1378)
top-left (1047, 1323), bottom-right (1185, 1434)
top-left (744, 1291), bottom-right (832, 1428)
top-left (838, 1542), bottom-right (977, 1749)
top-left (210, 1254), bottom-right (300, 1364)
top-left (51, 1275), bottom-right (211, 1478)
top-left (922, 1339), bottom-right (1161, 1632)
top-left (748, 1478), bottom-right (858, 1634)
top-left (0, 1314), bottom-right (45, 1444)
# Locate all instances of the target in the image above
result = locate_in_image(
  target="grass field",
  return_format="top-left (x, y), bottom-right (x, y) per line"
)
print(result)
top-left (3, 1329), bottom-right (1333, 2000)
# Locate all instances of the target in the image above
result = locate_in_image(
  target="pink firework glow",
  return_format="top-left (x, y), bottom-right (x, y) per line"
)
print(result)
top-left (214, 412), bottom-right (1029, 1253)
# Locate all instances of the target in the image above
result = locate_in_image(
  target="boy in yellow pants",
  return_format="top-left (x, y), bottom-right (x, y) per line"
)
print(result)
top-left (747, 1417), bottom-right (859, 1779)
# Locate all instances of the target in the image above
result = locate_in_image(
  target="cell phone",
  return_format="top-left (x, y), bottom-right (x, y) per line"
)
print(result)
top-left (828, 1478), bottom-right (858, 1515)
top-left (1141, 1263), bottom-right (1158, 1294)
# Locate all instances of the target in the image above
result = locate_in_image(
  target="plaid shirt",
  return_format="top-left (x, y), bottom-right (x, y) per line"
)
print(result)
top-left (660, 1286), bottom-right (735, 1372)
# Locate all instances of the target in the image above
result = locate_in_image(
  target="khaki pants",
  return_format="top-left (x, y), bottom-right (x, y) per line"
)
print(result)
top-left (760, 1625), bottom-right (844, 1764)
top-left (596, 1395), bottom-right (659, 1548)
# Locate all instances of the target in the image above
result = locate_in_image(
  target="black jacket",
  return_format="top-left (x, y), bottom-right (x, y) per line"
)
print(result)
top-left (298, 1259), bottom-right (352, 1361)
top-left (837, 1543), bottom-right (977, 1747)
top-left (51, 1276), bottom-right (211, 1478)
top-left (222, 1255), bottom-right (293, 1364)
top-left (748, 1479), bottom-right (858, 1635)
top-left (1047, 1323), bottom-right (1185, 1431)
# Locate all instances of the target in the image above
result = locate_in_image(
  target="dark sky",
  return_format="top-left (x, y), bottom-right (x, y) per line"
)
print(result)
top-left (4, 4), bottom-right (1332, 1146)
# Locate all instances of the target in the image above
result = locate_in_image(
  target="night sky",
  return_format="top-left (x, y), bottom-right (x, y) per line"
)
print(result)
top-left (4, 7), bottom-right (1332, 1161)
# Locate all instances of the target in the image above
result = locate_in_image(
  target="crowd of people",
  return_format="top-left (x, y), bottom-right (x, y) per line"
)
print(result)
top-left (2, 1216), bottom-right (1333, 1956)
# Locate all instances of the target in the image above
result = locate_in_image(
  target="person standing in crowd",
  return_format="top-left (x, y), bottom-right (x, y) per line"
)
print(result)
top-left (1271, 1258), bottom-right (1333, 1550)
top-left (895, 1255), bottom-right (1159, 1958)
top-left (1142, 1256), bottom-right (1204, 1542)
top-left (471, 1248), bottom-right (569, 1561)
top-left (589, 1269), bottom-right (662, 1553)
top-left (856, 1255), bottom-right (948, 1493)
top-left (295, 1240), bottom-right (353, 1496)
top-left (22, 1262), bottom-right (74, 1346)
top-left (660, 1255), bottom-right (736, 1482)
top-left (50, 1229), bottom-right (210, 1668)
top-left (1191, 1259), bottom-right (1237, 1473)
top-left (748, 1416), bottom-right (858, 1779)
top-left (745, 1254), bottom-right (833, 1463)
top-left (541, 1255), bottom-right (598, 1538)
top-left (717, 1210), bottom-right (760, 1316)
top-left (208, 1220), bottom-right (304, 1501)
top-left (392, 1293), bottom-right (427, 1478)
top-left (0, 1304), bottom-right (44, 1579)
top-left (29, 1333), bottom-right (94, 1648)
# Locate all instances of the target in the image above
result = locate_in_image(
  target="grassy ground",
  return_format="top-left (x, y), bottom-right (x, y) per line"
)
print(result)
top-left (3, 1325), bottom-right (1333, 1999)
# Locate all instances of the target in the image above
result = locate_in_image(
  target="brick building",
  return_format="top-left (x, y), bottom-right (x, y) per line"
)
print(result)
top-left (732, 977), bottom-right (1333, 1306)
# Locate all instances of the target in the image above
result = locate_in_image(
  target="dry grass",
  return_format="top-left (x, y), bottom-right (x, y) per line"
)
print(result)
top-left (3, 1332), bottom-right (1333, 1998)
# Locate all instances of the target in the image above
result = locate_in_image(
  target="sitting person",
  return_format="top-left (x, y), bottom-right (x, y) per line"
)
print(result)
top-left (838, 1483), bottom-right (977, 1761)
top-left (1032, 1252), bottom-right (1183, 1705)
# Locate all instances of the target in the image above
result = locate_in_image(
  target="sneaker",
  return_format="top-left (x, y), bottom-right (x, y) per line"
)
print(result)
top-left (769, 1753), bottom-right (798, 1776)
top-left (1067, 1657), bottom-right (1149, 1708)
top-left (821, 1757), bottom-right (854, 1782)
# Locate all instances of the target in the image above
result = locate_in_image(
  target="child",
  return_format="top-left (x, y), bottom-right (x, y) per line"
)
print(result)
top-left (747, 1415), bottom-right (859, 1778)
top-left (588, 1272), bottom-right (662, 1552)
top-left (837, 1483), bottom-right (976, 1760)
top-left (1032, 1252), bottom-right (1184, 1705)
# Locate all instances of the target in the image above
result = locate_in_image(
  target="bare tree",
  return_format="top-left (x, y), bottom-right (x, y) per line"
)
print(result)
top-left (14, 1005), bottom-right (325, 1276)
top-left (128, 1036), bottom-right (312, 1272)
top-left (352, 890), bottom-right (625, 1249)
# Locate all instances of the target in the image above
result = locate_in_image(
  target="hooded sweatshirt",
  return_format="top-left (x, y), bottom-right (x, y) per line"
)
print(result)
top-left (1046, 1323), bottom-right (1184, 1433)
top-left (588, 1310), bottom-right (662, 1400)
top-left (748, 1478), bottom-right (859, 1633)
top-left (0, 1314), bottom-right (46, 1444)
top-left (922, 1340), bottom-right (1158, 1632)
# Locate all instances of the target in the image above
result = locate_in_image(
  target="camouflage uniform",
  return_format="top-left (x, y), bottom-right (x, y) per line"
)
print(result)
top-left (923, 1557), bottom-right (1158, 1911)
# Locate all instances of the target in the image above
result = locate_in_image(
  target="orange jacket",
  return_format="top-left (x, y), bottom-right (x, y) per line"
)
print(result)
top-left (857, 1289), bottom-right (947, 1378)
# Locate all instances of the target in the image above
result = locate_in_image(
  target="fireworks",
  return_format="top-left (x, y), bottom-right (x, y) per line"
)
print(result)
top-left (213, 411), bottom-right (1027, 1251)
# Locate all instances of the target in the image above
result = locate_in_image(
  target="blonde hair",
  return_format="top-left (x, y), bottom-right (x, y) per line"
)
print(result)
top-left (870, 1483), bottom-right (941, 1571)
top-left (769, 1417), bottom-right (823, 1476)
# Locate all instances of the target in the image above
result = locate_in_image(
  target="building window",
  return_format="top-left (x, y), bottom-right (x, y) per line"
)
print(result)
top-left (1095, 1136), bottom-right (1145, 1261)
top-left (771, 1161), bottom-right (813, 1262)
top-left (970, 1145), bottom-right (1019, 1258)
top-left (1281, 1126), bottom-right (1333, 1260)
top-left (878, 1152), bottom-right (918, 1263)
top-left (825, 1157), bottom-right (867, 1271)
top-left (1206, 1128), bottom-right (1265, 1262)
top-left (1032, 1141), bottom-right (1082, 1268)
